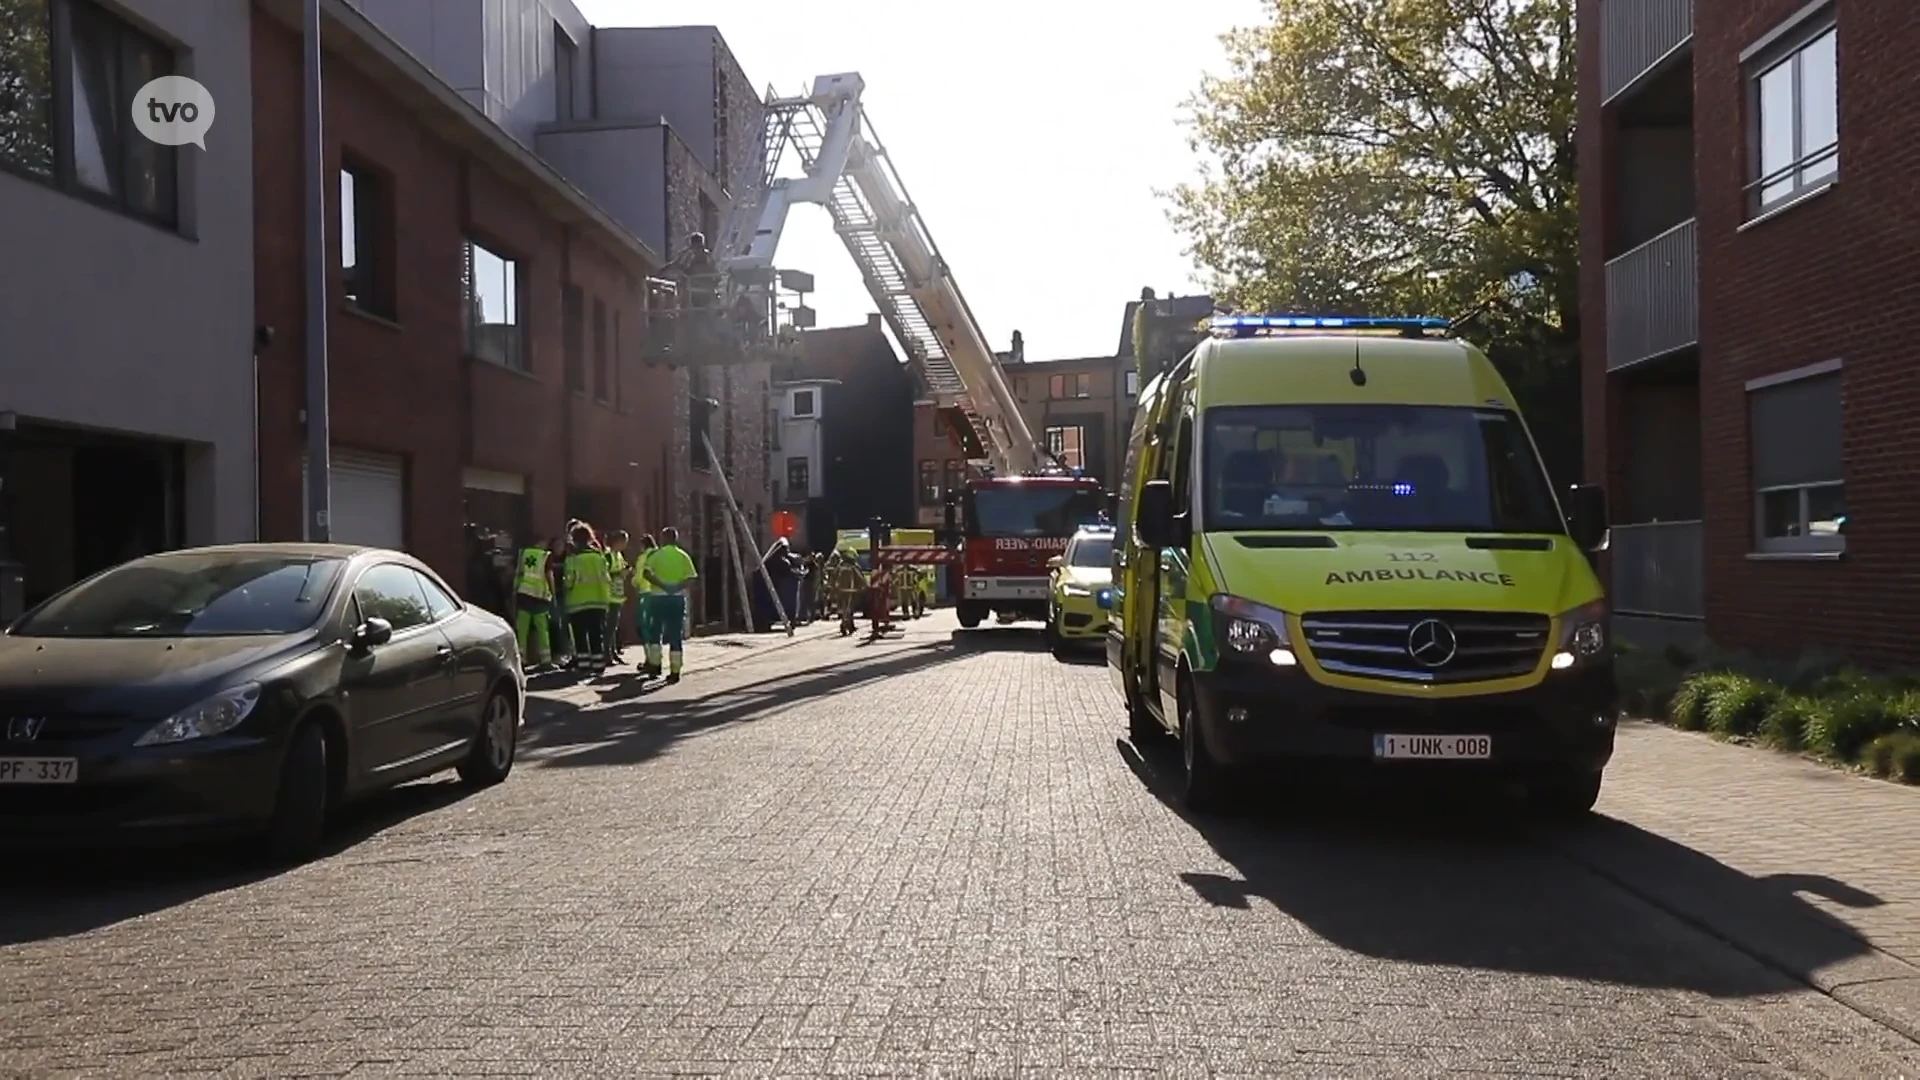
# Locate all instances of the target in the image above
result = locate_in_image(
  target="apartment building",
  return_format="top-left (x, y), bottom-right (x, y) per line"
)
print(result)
top-left (250, 0), bottom-right (664, 601)
top-left (0, 0), bottom-right (256, 616)
top-left (346, 5), bottom-right (774, 627)
top-left (1002, 353), bottom-right (1136, 487)
top-left (782, 314), bottom-right (915, 538)
top-left (1582, 0), bottom-right (1920, 664)
top-left (910, 403), bottom-right (971, 529)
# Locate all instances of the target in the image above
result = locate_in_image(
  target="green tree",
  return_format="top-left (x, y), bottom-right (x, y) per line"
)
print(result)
top-left (1171, 0), bottom-right (1581, 485)
top-left (0, 0), bottom-right (56, 177)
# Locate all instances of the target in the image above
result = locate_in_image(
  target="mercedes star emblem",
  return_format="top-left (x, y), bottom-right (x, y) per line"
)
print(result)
top-left (1407, 619), bottom-right (1458, 668)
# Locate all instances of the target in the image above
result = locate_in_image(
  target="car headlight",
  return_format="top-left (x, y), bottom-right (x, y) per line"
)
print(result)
top-left (1062, 583), bottom-right (1092, 598)
top-left (1209, 594), bottom-right (1297, 666)
top-left (1551, 599), bottom-right (1609, 670)
top-left (135, 683), bottom-right (263, 746)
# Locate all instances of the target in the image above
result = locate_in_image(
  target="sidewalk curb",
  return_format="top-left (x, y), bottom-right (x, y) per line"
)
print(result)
top-left (1543, 818), bottom-right (1920, 1044)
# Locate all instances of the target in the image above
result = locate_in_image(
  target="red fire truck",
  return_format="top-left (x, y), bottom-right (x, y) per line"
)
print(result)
top-left (949, 473), bottom-right (1108, 628)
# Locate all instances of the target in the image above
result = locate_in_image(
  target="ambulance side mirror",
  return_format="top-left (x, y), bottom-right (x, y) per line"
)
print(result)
top-left (1046, 556), bottom-right (1065, 570)
top-left (1135, 480), bottom-right (1174, 550)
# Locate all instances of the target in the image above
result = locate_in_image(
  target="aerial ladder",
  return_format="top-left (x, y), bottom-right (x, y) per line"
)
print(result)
top-left (714, 73), bottom-right (1043, 476)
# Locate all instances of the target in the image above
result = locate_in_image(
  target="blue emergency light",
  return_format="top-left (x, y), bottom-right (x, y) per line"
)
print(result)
top-left (1210, 314), bottom-right (1449, 338)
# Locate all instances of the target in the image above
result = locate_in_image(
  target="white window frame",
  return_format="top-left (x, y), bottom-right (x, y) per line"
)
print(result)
top-left (790, 389), bottom-right (817, 418)
top-left (1747, 361), bottom-right (1844, 557)
top-left (1744, 9), bottom-right (1838, 218)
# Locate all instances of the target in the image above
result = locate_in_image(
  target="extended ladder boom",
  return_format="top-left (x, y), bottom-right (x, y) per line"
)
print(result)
top-left (718, 74), bottom-right (1039, 474)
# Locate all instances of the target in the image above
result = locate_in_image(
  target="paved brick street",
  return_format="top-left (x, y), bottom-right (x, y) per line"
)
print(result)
top-left (3, 612), bottom-right (1919, 1077)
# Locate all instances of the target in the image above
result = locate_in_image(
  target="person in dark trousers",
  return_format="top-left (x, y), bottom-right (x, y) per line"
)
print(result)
top-left (562, 524), bottom-right (611, 671)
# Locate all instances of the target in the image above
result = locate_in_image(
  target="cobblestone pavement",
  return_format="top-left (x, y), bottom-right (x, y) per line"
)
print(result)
top-left (3, 611), bottom-right (1919, 1077)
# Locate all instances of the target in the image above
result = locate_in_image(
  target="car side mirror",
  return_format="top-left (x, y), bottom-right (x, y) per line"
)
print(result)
top-left (1135, 479), bottom-right (1174, 550)
top-left (1046, 555), bottom-right (1065, 570)
top-left (1565, 484), bottom-right (1608, 551)
top-left (350, 617), bottom-right (393, 651)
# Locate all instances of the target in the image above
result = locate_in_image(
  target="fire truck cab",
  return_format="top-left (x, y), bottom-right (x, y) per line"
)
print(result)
top-left (949, 473), bottom-right (1108, 629)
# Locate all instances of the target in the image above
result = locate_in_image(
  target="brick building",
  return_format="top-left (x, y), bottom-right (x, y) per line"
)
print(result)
top-left (251, 0), bottom-right (666, 601)
top-left (910, 403), bottom-right (972, 528)
top-left (1583, 0), bottom-right (1920, 664)
top-left (999, 354), bottom-right (1136, 486)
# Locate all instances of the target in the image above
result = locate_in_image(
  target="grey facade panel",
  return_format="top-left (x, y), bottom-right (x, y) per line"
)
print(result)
top-left (535, 125), bottom-right (668, 253)
top-left (593, 26), bottom-right (720, 168)
top-left (0, 0), bottom-right (256, 547)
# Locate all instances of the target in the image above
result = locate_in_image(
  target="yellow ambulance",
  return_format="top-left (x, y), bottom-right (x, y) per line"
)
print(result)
top-left (1104, 314), bottom-right (1615, 815)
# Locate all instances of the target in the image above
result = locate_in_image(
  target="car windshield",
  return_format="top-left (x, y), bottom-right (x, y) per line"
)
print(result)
top-left (1203, 404), bottom-right (1564, 534)
top-left (10, 553), bottom-right (346, 638)
top-left (964, 485), bottom-right (1106, 538)
top-left (1070, 536), bottom-right (1113, 567)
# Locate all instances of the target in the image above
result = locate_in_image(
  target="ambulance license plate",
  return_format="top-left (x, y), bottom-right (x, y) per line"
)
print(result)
top-left (1372, 734), bottom-right (1490, 760)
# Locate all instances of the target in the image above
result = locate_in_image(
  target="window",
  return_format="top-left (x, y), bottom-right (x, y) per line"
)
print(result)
top-left (943, 461), bottom-right (966, 503)
top-left (919, 460), bottom-right (940, 506)
top-left (1749, 19), bottom-right (1837, 215)
top-left (592, 297), bottom-right (610, 402)
top-left (612, 310), bottom-right (622, 408)
top-left (1044, 425), bottom-right (1086, 469)
top-left (10, 553), bottom-right (345, 637)
top-left (932, 411), bottom-right (946, 437)
top-left (791, 389), bottom-right (816, 417)
top-left (0, 0), bottom-right (178, 225)
top-left (769, 407), bottom-right (781, 451)
top-left (1017, 378), bottom-right (1029, 401)
top-left (1050, 373), bottom-right (1091, 399)
top-left (414, 570), bottom-right (460, 620)
top-left (787, 456), bottom-right (810, 499)
top-left (1125, 370), bottom-right (1140, 397)
top-left (1750, 369), bottom-right (1844, 554)
top-left (1201, 404), bottom-right (1563, 534)
top-left (553, 25), bottom-right (577, 121)
top-left (340, 163), bottom-right (393, 318)
top-left (961, 484), bottom-right (1105, 539)
top-left (353, 563), bottom-right (433, 632)
top-left (463, 238), bottom-right (525, 370)
top-left (561, 286), bottom-right (584, 391)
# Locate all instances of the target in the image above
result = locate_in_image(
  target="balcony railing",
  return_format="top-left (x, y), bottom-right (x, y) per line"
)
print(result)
top-left (1610, 520), bottom-right (1703, 619)
top-left (1602, 0), bottom-right (1693, 102)
top-left (1606, 218), bottom-right (1697, 371)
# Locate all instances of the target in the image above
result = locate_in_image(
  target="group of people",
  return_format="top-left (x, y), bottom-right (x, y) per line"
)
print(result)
top-left (509, 520), bottom-right (699, 682)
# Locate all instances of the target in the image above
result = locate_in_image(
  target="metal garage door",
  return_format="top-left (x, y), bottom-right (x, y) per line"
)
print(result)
top-left (302, 449), bottom-right (404, 550)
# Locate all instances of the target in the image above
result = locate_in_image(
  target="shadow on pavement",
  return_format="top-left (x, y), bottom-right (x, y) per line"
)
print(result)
top-left (0, 779), bottom-right (475, 946)
top-left (520, 639), bottom-right (970, 769)
top-left (1115, 734), bottom-right (1888, 999)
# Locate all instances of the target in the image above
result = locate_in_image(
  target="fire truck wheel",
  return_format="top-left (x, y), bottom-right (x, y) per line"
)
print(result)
top-left (957, 602), bottom-right (986, 629)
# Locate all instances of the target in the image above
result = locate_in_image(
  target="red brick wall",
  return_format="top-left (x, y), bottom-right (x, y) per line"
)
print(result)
top-left (1691, 0), bottom-right (1920, 663)
top-left (251, 11), bottom-right (668, 586)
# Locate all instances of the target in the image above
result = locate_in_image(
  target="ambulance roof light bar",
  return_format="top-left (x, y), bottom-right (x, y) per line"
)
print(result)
top-left (1210, 314), bottom-right (1449, 339)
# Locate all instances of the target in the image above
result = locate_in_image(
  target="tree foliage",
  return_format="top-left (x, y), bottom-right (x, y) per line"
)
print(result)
top-left (1171, 0), bottom-right (1582, 483)
top-left (0, 0), bottom-right (56, 177)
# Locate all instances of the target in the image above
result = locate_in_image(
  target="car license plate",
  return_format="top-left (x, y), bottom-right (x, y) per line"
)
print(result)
top-left (1373, 734), bottom-right (1491, 760)
top-left (0, 758), bottom-right (79, 784)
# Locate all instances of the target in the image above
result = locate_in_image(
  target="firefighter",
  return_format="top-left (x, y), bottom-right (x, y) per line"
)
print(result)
top-left (513, 538), bottom-right (556, 672)
top-left (640, 526), bottom-right (698, 682)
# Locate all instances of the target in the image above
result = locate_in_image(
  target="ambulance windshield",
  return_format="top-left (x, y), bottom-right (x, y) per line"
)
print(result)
top-left (1202, 404), bottom-right (1564, 534)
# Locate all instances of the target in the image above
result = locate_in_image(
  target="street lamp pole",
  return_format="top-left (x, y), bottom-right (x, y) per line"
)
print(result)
top-left (302, 0), bottom-right (332, 541)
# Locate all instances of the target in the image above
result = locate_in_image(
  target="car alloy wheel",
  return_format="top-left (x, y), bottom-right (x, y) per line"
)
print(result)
top-left (458, 690), bottom-right (518, 787)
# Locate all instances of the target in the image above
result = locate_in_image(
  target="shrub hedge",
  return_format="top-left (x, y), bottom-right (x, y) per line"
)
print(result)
top-left (1614, 640), bottom-right (1920, 784)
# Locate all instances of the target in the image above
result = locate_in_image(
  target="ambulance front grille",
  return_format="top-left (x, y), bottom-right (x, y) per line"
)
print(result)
top-left (1298, 610), bottom-right (1550, 684)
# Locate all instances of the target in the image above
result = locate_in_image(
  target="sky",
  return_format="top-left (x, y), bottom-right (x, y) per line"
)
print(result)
top-left (576, 0), bottom-right (1265, 361)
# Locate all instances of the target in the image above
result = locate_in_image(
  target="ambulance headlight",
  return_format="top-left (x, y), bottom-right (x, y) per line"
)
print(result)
top-left (1210, 594), bottom-right (1296, 665)
top-left (1552, 599), bottom-right (1609, 670)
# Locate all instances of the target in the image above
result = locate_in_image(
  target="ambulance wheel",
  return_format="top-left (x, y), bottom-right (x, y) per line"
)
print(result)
top-left (957, 602), bottom-right (986, 629)
top-left (1177, 671), bottom-right (1235, 815)
top-left (1532, 770), bottom-right (1603, 817)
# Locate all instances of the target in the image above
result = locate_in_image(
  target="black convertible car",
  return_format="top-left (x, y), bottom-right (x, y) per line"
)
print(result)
top-left (0, 544), bottom-right (525, 862)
